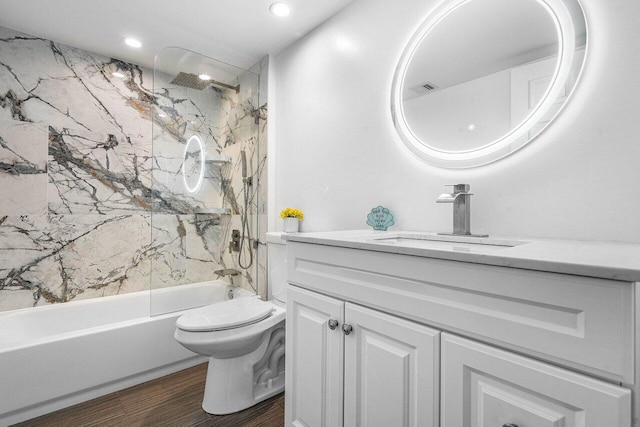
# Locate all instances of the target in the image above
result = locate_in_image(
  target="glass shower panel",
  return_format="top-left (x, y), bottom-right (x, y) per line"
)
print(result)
top-left (151, 47), bottom-right (261, 316)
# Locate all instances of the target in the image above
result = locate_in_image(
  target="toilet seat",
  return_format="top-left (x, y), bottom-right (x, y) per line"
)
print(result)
top-left (176, 298), bottom-right (273, 332)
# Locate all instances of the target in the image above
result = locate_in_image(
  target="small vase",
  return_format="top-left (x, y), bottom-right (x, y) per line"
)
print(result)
top-left (283, 217), bottom-right (299, 233)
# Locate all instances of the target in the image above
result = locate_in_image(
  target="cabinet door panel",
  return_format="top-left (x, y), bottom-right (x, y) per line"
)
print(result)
top-left (344, 303), bottom-right (440, 427)
top-left (441, 333), bottom-right (631, 427)
top-left (285, 285), bottom-right (344, 427)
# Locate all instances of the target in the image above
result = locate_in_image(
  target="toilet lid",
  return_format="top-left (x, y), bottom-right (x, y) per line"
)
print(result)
top-left (176, 297), bottom-right (273, 332)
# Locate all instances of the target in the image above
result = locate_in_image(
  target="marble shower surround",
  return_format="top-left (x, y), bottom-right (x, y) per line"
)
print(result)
top-left (0, 120), bottom-right (47, 215)
top-left (0, 26), bottom-right (267, 311)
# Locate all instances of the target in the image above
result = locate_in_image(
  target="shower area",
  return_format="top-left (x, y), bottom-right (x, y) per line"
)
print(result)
top-left (150, 47), bottom-right (267, 315)
top-left (0, 38), bottom-right (268, 424)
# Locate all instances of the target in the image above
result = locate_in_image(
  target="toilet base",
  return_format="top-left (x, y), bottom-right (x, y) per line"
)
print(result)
top-left (201, 326), bottom-right (285, 415)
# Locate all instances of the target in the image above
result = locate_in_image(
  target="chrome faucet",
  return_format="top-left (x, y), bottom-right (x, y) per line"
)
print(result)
top-left (436, 184), bottom-right (487, 237)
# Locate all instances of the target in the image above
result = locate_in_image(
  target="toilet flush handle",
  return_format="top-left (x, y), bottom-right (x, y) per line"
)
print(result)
top-left (328, 319), bottom-right (339, 330)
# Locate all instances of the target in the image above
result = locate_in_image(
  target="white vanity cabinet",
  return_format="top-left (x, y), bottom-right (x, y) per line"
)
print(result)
top-left (285, 285), bottom-right (440, 427)
top-left (441, 333), bottom-right (630, 426)
top-left (284, 237), bottom-right (636, 427)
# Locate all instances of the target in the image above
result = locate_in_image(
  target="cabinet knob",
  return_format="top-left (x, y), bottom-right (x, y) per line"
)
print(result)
top-left (328, 319), bottom-right (339, 330)
top-left (342, 324), bottom-right (353, 335)
top-left (502, 424), bottom-right (519, 427)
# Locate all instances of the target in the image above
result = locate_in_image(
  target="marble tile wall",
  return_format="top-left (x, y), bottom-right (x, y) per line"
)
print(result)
top-left (252, 56), bottom-right (269, 300)
top-left (0, 26), bottom-right (267, 312)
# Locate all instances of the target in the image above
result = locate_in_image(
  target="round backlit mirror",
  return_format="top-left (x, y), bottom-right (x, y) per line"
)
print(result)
top-left (183, 134), bottom-right (205, 193)
top-left (391, 0), bottom-right (587, 168)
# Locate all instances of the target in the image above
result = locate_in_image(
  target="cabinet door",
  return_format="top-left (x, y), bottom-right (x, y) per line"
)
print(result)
top-left (344, 303), bottom-right (440, 427)
top-left (441, 333), bottom-right (631, 427)
top-left (285, 285), bottom-right (344, 427)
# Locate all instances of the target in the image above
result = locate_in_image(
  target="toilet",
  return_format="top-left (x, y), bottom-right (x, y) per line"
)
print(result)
top-left (174, 232), bottom-right (287, 415)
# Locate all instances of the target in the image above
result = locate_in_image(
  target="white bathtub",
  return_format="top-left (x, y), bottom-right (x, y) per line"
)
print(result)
top-left (0, 280), bottom-right (254, 426)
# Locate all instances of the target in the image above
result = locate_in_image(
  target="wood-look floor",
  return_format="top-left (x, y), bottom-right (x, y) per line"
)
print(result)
top-left (14, 363), bottom-right (284, 427)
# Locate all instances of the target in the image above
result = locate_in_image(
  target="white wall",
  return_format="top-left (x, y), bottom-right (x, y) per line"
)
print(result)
top-left (271, 0), bottom-right (640, 243)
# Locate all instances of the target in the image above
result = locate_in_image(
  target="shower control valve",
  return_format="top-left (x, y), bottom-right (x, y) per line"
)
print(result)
top-left (230, 229), bottom-right (241, 253)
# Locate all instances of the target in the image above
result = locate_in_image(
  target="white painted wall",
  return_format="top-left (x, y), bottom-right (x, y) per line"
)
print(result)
top-left (271, 0), bottom-right (640, 243)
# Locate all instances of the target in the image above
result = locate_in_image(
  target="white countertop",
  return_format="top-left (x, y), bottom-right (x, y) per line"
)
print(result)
top-left (283, 230), bottom-right (640, 282)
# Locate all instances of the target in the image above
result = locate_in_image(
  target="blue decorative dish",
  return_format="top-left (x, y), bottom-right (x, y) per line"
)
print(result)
top-left (366, 206), bottom-right (394, 231)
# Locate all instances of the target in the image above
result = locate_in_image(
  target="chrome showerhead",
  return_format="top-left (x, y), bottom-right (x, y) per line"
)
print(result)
top-left (170, 72), bottom-right (210, 90)
top-left (170, 72), bottom-right (240, 93)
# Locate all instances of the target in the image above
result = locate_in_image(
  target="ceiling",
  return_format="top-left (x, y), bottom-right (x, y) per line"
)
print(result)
top-left (0, 0), bottom-right (355, 71)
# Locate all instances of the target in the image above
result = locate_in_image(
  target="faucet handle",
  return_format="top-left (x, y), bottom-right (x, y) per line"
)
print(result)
top-left (445, 184), bottom-right (470, 193)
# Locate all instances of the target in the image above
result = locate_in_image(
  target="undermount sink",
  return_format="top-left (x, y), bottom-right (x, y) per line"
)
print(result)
top-left (368, 232), bottom-right (528, 252)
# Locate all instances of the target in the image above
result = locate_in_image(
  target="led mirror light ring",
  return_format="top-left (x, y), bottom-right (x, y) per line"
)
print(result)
top-left (404, 2), bottom-right (566, 158)
top-left (183, 135), bottom-right (205, 193)
top-left (391, 0), bottom-right (584, 168)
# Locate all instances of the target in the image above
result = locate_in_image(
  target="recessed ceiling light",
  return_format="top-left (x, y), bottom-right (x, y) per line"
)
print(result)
top-left (124, 38), bottom-right (142, 48)
top-left (198, 74), bottom-right (212, 81)
top-left (112, 72), bottom-right (125, 79)
top-left (270, 2), bottom-right (290, 17)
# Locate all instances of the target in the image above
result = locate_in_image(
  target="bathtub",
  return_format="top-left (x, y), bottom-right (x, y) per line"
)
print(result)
top-left (0, 280), bottom-right (254, 426)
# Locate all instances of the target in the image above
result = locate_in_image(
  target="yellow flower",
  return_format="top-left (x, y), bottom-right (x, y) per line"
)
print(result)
top-left (280, 207), bottom-right (304, 221)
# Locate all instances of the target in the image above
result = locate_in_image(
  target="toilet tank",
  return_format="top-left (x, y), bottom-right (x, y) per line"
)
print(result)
top-left (266, 232), bottom-right (287, 303)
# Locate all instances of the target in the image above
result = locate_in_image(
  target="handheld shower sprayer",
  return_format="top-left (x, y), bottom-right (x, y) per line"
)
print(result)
top-left (238, 149), bottom-right (254, 272)
top-left (241, 150), bottom-right (247, 179)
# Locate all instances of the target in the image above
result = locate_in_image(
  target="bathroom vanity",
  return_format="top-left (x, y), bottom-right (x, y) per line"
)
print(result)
top-left (283, 230), bottom-right (640, 427)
